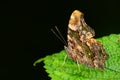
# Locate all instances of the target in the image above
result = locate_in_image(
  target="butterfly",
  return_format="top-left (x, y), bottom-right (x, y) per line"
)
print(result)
top-left (64, 10), bottom-right (109, 70)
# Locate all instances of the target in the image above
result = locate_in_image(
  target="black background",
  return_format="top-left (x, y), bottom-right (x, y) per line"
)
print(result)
top-left (0, 0), bottom-right (120, 80)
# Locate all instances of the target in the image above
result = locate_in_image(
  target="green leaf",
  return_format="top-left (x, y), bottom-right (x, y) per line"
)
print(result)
top-left (34, 34), bottom-right (120, 80)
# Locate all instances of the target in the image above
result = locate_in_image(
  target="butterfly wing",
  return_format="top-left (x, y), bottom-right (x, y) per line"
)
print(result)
top-left (65, 10), bottom-right (108, 70)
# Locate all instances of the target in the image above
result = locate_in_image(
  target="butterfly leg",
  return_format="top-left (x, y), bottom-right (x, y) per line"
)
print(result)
top-left (62, 46), bottom-right (70, 67)
top-left (62, 54), bottom-right (68, 67)
top-left (77, 60), bottom-right (80, 72)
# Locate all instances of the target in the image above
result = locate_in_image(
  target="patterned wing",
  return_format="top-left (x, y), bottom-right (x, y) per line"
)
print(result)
top-left (65, 10), bottom-right (108, 70)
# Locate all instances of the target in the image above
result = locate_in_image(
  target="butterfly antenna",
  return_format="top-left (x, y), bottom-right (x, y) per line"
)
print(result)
top-left (55, 26), bottom-right (67, 46)
top-left (51, 28), bottom-right (66, 45)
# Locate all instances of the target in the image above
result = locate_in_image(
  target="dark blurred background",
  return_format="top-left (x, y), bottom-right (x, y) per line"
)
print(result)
top-left (0, 0), bottom-right (120, 80)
